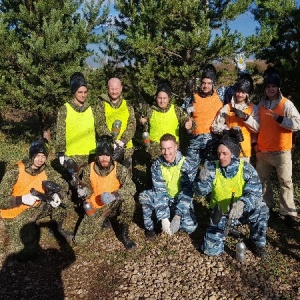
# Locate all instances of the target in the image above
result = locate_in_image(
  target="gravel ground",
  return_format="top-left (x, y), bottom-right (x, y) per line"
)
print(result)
top-left (0, 206), bottom-right (300, 300)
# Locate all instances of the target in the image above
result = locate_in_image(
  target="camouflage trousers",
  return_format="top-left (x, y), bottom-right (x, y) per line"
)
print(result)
top-left (2, 203), bottom-right (67, 253)
top-left (202, 201), bottom-right (269, 256)
top-left (186, 133), bottom-right (219, 181)
top-left (139, 190), bottom-right (197, 234)
top-left (74, 197), bottom-right (135, 244)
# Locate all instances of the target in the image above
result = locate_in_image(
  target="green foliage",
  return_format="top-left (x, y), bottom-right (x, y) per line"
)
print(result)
top-left (106, 0), bottom-right (245, 104)
top-left (245, 0), bottom-right (300, 105)
top-left (0, 0), bottom-right (109, 132)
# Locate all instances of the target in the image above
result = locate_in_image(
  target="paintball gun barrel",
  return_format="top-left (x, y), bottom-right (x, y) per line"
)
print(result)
top-left (30, 180), bottom-right (67, 209)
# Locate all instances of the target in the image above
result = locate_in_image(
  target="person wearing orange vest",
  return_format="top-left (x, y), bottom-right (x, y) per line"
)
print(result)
top-left (212, 73), bottom-right (259, 162)
top-left (139, 82), bottom-right (193, 161)
top-left (0, 139), bottom-right (71, 261)
top-left (183, 54), bottom-right (248, 180)
top-left (74, 135), bottom-right (136, 249)
top-left (56, 72), bottom-right (97, 166)
top-left (95, 77), bottom-right (136, 169)
top-left (255, 66), bottom-right (300, 228)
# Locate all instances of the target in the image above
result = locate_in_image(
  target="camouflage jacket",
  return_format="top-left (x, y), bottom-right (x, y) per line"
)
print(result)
top-left (81, 161), bottom-right (136, 203)
top-left (194, 157), bottom-right (263, 212)
top-left (55, 100), bottom-right (97, 153)
top-left (0, 159), bottom-right (69, 209)
top-left (94, 94), bottom-right (136, 145)
top-left (150, 151), bottom-right (197, 216)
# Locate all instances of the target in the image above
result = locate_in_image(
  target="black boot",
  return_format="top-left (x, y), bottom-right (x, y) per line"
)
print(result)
top-left (120, 224), bottom-right (136, 250)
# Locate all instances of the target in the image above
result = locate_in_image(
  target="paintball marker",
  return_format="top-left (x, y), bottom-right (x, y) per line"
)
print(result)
top-left (223, 190), bottom-right (236, 237)
top-left (30, 180), bottom-right (67, 209)
top-left (63, 158), bottom-right (95, 216)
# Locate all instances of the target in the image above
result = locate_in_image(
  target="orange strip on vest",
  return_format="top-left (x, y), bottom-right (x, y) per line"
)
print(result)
top-left (88, 162), bottom-right (121, 209)
top-left (0, 162), bottom-right (47, 219)
top-left (192, 92), bottom-right (223, 134)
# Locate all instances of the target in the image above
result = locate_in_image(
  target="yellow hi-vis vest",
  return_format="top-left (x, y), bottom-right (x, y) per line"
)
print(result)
top-left (65, 103), bottom-right (96, 156)
top-left (160, 157), bottom-right (185, 198)
top-left (149, 105), bottom-right (179, 143)
top-left (0, 162), bottom-right (47, 219)
top-left (104, 100), bottom-right (133, 148)
top-left (210, 160), bottom-right (245, 213)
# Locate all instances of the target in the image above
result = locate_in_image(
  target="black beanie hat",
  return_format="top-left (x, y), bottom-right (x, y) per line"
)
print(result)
top-left (201, 64), bottom-right (217, 85)
top-left (219, 135), bottom-right (241, 158)
top-left (236, 73), bottom-right (253, 94)
top-left (96, 135), bottom-right (114, 157)
top-left (263, 66), bottom-right (281, 88)
top-left (29, 138), bottom-right (49, 159)
top-left (156, 83), bottom-right (172, 98)
top-left (70, 72), bottom-right (87, 94)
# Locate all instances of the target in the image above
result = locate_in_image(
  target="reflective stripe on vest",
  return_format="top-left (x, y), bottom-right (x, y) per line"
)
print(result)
top-left (258, 98), bottom-right (292, 151)
top-left (88, 162), bottom-right (121, 209)
top-left (65, 103), bottom-right (96, 156)
top-left (210, 160), bottom-right (245, 213)
top-left (192, 92), bottom-right (223, 134)
top-left (0, 162), bottom-right (47, 219)
top-left (226, 103), bottom-right (253, 157)
top-left (149, 105), bottom-right (179, 143)
top-left (160, 157), bottom-right (185, 198)
top-left (104, 100), bottom-right (133, 148)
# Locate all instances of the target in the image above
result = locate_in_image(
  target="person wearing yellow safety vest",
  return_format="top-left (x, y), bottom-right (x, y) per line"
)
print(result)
top-left (212, 73), bottom-right (259, 162)
top-left (139, 82), bottom-right (193, 161)
top-left (255, 66), bottom-right (300, 228)
top-left (95, 77), bottom-right (136, 170)
top-left (55, 72), bottom-right (97, 166)
top-left (194, 134), bottom-right (269, 257)
top-left (139, 133), bottom-right (198, 240)
top-left (0, 139), bottom-right (71, 261)
top-left (73, 135), bottom-right (136, 249)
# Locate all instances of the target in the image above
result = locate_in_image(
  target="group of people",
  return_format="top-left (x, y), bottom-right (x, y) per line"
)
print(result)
top-left (0, 54), bottom-right (299, 262)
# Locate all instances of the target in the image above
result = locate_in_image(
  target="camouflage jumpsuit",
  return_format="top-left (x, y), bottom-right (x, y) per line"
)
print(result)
top-left (74, 161), bottom-right (136, 244)
top-left (0, 159), bottom-right (71, 255)
top-left (139, 151), bottom-right (198, 234)
top-left (194, 157), bottom-right (269, 256)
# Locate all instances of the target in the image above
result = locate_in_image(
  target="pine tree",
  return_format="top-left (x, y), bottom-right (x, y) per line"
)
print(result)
top-left (0, 0), bottom-right (109, 133)
top-left (107, 0), bottom-right (252, 104)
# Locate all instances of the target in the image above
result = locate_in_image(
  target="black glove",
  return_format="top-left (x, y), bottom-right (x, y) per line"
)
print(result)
top-left (233, 108), bottom-right (249, 120)
top-left (112, 144), bottom-right (125, 162)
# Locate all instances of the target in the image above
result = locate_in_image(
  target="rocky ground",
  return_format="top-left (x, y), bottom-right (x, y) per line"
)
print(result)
top-left (0, 199), bottom-right (299, 300)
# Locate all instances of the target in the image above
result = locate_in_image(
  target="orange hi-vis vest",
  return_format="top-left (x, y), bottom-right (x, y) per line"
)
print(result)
top-left (0, 162), bottom-right (47, 219)
top-left (258, 98), bottom-right (292, 152)
top-left (192, 92), bottom-right (223, 135)
top-left (226, 103), bottom-right (254, 157)
top-left (88, 162), bottom-right (121, 209)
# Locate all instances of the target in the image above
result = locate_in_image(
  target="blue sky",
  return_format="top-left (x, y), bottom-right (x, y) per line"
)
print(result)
top-left (228, 0), bottom-right (300, 37)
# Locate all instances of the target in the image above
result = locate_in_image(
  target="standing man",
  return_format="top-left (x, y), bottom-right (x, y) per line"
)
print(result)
top-left (139, 134), bottom-right (198, 239)
top-left (95, 78), bottom-right (136, 169)
top-left (56, 72), bottom-right (97, 166)
top-left (183, 54), bottom-right (248, 179)
top-left (74, 135), bottom-right (136, 249)
top-left (194, 134), bottom-right (269, 257)
top-left (0, 139), bottom-right (71, 261)
top-left (255, 66), bottom-right (300, 228)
